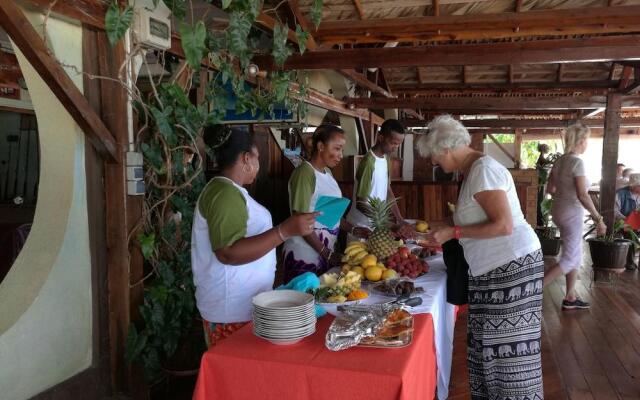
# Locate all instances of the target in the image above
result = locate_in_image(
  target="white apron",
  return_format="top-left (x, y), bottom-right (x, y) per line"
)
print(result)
top-left (346, 152), bottom-right (389, 229)
top-left (191, 177), bottom-right (276, 323)
top-left (283, 162), bottom-right (343, 282)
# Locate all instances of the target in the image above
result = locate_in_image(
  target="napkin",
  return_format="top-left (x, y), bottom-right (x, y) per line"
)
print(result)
top-left (277, 272), bottom-right (326, 317)
top-left (314, 196), bottom-right (351, 228)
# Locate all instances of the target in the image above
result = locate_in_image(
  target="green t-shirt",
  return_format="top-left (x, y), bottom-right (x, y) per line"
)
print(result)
top-left (289, 162), bottom-right (316, 213)
top-left (355, 151), bottom-right (391, 199)
top-left (198, 178), bottom-right (248, 251)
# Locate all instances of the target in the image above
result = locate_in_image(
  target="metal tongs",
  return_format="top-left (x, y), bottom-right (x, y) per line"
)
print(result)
top-left (337, 294), bottom-right (422, 313)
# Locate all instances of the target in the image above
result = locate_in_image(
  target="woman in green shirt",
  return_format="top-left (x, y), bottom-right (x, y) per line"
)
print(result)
top-left (283, 125), bottom-right (357, 282)
top-left (192, 126), bottom-right (317, 347)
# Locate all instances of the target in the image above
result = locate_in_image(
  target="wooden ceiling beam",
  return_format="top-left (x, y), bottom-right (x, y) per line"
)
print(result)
top-left (254, 35), bottom-right (640, 70)
top-left (0, 0), bottom-right (118, 163)
top-left (338, 69), bottom-right (394, 97)
top-left (345, 95), bottom-right (640, 110)
top-left (401, 117), bottom-right (640, 128)
top-left (390, 80), bottom-right (618, 93)
top-left (352, 0), bottom-right (365, 19)
top-left (313, 6), bottom-right (640, 44)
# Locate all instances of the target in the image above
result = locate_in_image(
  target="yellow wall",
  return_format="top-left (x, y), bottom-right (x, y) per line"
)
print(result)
top-left (0, 12), bottom-right (93, 400)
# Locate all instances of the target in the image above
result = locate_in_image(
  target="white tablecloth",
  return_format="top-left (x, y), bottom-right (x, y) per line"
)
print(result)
top-left (362, 255), bottom-right (456, 400)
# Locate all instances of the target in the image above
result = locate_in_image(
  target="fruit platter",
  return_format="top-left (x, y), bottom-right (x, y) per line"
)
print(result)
top-left (339, 198), bottom-right (431, 283)
top-left (372, 279), bottom-right (425, 297)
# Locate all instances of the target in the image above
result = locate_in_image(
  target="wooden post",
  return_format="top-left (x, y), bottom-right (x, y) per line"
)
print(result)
top-left (514, 128), bottom-right (523, 168)
top-left (601, 92), bottom-right (622, 233)
top-left (471, 131), bottom-right (484, 152)
top-left (82, 27), bottom-right (145, 396)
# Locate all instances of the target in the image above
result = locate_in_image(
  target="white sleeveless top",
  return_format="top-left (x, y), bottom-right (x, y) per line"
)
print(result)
top-left (191, 178), bottom-right (276, 323)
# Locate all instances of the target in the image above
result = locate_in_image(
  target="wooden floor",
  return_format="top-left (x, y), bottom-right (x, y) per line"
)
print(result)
top-left (448, 254), bottom-right (640, 400)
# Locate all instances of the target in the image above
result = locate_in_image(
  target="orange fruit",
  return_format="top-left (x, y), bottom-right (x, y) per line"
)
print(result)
top-left (365, 265), bottom-right (384, 282)
top-left (361, 254), bottom-right (377, 269)
top-left (382, 269), bottom-right (398, 280)
top-left (347, 289), bottom-right (369, 301)
top-left (351, 266), bottom-right (365, 277)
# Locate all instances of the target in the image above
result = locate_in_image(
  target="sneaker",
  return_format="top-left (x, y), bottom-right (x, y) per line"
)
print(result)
top-left (562, 298), bottom-right (591, 310)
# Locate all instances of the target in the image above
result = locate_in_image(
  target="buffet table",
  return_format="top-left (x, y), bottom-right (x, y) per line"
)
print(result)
top-left (193, 256), bottom-right (456, 400)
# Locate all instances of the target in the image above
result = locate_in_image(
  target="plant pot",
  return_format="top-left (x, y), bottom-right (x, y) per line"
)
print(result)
top-left (160, 321), bottom-right (206, 378)
top-left (587, 238), bottom-right (632, 271)
top-left (539, 237), bottom-right (562, 256)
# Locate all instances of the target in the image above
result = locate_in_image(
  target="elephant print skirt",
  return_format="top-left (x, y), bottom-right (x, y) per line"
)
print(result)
top-left (467, 249), bottom-right (544, 400)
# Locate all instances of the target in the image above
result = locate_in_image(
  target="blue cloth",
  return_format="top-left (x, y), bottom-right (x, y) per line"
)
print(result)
top-left (276, 272), bottom-right (326, 317)
top-left (617, 187), bottom-right (638, 218)
top-left (314, 196), bottom-right (351, 228)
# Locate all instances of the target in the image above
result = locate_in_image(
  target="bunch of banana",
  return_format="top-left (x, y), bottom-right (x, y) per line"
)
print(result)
top-left (341, 241), bottom-right (370, 266)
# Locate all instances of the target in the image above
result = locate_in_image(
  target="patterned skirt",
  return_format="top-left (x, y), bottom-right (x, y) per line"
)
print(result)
top-left (467, 249), bottom-right (544, 400)
top-left (282, 227), bottom-right (339, 284)
top-left (202, 320), bottom-right (247, 349)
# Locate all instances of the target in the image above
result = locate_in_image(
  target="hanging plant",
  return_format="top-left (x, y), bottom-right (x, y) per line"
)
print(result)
top-left (103, 0), bottom-right (321, 383)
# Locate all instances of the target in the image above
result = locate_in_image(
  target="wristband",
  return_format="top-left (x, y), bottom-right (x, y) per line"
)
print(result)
top-left (454, 226), bottom-right (462, 240)
top-left (276, 225), bottom-right (287, 242)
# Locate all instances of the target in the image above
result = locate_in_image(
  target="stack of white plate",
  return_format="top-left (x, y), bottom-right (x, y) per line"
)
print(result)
top-left (252, 290), bottom-right (316, 345)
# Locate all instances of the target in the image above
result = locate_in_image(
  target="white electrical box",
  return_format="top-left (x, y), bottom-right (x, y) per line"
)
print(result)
top-left (133, 1), bottom-right (172, 50)
top-left (127, 180), bottom-right (146, 196)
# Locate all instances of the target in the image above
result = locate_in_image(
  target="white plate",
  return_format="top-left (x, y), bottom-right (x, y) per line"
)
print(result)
top-left (254, 327), bottom-right (316, 339)
top-left (254, 317), bottom-right (316, 327)
top-left (252, 290), bottom-right (314, 309)
top-left (253, 330), bottom-right (316, 345)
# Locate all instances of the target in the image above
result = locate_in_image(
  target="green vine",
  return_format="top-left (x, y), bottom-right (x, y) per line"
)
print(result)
top-left (103, 0), bottom-right (319, 382)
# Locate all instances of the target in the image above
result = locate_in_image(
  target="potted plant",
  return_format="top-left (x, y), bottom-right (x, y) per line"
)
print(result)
top-left (587, 219), bottom-right (638, 271)
top-left (535, 198), bottom-right (562, 256)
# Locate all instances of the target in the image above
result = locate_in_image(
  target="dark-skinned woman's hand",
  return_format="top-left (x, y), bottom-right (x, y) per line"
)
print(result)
top-left (280, 212), bottom-right (321, 238)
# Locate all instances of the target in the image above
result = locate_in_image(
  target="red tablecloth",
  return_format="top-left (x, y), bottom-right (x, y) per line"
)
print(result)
top-left (193, 314), bottom-right (437, 400)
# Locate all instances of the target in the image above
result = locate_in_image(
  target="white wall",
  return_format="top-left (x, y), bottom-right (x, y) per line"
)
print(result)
top-left (0, 12), bottom-right (93, 400)
top-left (485, 142), bottom-right (517, 169)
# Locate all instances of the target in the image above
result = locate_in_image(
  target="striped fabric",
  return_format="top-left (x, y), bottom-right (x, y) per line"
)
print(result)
top-left (467, 249), bottom-right (544, 400)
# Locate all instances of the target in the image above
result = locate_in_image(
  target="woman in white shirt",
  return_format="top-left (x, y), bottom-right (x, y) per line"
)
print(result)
top-left (191, 126), bottom-right (317, 347)
top-left (283, 125), bottom-right (358, 282)
top-left (417, 115), bottom-right (543, 400)
top-left (545, 123), bottom-right (606, 309)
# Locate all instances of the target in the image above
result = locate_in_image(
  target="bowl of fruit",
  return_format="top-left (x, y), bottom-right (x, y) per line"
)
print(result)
top-left (314, 271), bottom-right (371, 316)
top-left (340, 241), bottom-right (400, 283)
top-left (386, 247), bottom-right (430, 280)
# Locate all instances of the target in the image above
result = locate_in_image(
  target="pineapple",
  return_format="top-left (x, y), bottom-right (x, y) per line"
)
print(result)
top-left (362, 197), bottom-right (399, 261)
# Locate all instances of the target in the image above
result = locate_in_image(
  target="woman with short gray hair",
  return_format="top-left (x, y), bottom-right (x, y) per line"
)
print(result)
top-left (417, 114), bottom-right (543, 400)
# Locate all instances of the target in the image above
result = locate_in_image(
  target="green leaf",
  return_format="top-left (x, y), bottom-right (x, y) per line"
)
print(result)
top-left (310, 0), bottom-right (324, 29)
top-left (179, 22), bottom-right (208, 68)
top-left (138, 233), bottom-right (156, 260)
top-left (272, 23), bottom-right (293, 67)
top-left (295, 24), bottom-right (310, 55)
top-left (104, 2), bottom-right (134, 46)
top-left (125, 325), bottom-right (148, 364)
top-left (222, 0), bottom-right (232, 9)
top-left (150, 106), bottom-right (177, 147)
top-left (226, 12), bottom-right (252, 62)
top-left (165, 0), bottom-right (187, 19)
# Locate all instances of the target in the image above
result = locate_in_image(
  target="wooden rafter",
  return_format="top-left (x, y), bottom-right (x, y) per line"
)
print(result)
top-left (313, 6), bottom-right (640, 44)
top-left (345, 95), bottom-right (640, 111)
top-left (352, 0), bottom-right (365, 19)
top-left (487, 134), bottom-right (518, 164)
top-left (515, 0), bottom-right (524, 12)
top-left (618, 65), bottom-right (634, 89)
top-left (338, 69), bottom-right (394, 97)
top-left (401, 117), bottom-right (640, 128)
top-left (390, 80), bottom-right (618, 93)
top-left (254, 35), bottom-right (640, 70)
top-left (0, 0), bottom-right (118, 163)
top-left (433, 0), bottom-right (440, 16)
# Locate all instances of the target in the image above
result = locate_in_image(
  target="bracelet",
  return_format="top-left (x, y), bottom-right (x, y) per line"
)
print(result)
top-left (454, 226), bottom-right (462, 240)
top-left (276, 225), bottom-right (287, 242)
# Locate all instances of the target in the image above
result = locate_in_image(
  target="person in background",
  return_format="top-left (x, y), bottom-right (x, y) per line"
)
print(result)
top-left (617, 163), bottom-right (626, 180)
top-left (417, 114), bottom-right (543, 400)
top-left (346, 119), bottom-right (412, 236)
top-left (191, 126), bottom-right (318, 348)
top-left (614, 173), bottom-right (640, 270)
top-left (283, 125), bottom-right (362, 283)
top-left (544, 122), bottom-right (606, 309)
top-left (536, 143), bottom-right (551, 227)
top-left (623, 168), bottom-right (634, 179)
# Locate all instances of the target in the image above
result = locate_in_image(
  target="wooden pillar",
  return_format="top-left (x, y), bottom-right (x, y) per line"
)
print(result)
top-left (471, 131), bottom-right (485, 152)
top-left (514, 128), bottom-right (523, 168)
top-left (601, 92), bottom-right (622, 233)
top-left (82, 27), bottom-right (145, 395)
